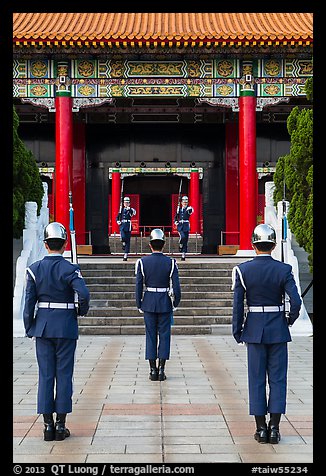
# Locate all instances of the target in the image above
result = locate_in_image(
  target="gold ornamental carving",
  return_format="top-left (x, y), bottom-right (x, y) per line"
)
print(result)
top-left (264, 60), bottom-right (281, 76)
top-left (78, 60), bottom-right (95, 77)
top-left (217, 60), bottom-right (234, 77)
top-left (31, 61), bottom-right (48, 77)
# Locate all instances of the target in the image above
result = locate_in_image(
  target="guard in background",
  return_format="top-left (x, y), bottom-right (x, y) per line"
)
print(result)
top-left (116, 196), bottom-right (136, 261)
top-left (135, 229), bottom-right (181, 381)
top-left (174, 195), bottom-right (194, 261)
top-left (232, 224), bottom-right (301, 444)
top-left (23, 222), bottom-right (90, 442)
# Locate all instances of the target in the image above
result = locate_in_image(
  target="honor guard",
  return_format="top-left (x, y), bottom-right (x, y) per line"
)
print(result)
top-left (23, 222), bottom-right (90, 442)
top-left (135, 229), bottom-right (181, 381)
top-left (232, 224), bottom-right (302, 444)
top-left (116, 196), bottom-right (136, 261)
top-left (174, 195), bottom-right (194, 260)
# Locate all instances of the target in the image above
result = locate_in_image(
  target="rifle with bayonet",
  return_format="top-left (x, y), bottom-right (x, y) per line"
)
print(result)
top-left (175, 178), bottom-right (183, 223)
top-left (68, 169), bottom-right (80, 314)
top-left (117, 177), bottom-right (124, 222)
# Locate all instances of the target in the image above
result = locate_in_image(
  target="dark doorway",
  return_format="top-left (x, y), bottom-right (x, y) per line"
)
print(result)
top-left (140, 194), bottom-right (171, 228)
top-left (125, 175), bottom-right (183, 233)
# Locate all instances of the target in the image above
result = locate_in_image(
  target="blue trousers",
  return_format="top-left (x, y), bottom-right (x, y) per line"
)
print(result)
top-left (178, 229), bottom-right (189, 253)
top-left (247, 342), bottom-right (288, 415)
top-left (143, 311), bottom-right (171, 360)
top-left (120, 228), bottom-right (131, 253)
top-left (36, 337), bottom-right (77, 414)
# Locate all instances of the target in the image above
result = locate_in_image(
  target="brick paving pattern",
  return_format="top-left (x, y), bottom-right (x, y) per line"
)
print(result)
top-left (13, 335), bottom-right (313, 464)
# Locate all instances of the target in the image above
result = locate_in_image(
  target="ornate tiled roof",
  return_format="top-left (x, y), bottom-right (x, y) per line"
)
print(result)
top-left (13, 13), bottom-right (313, 46)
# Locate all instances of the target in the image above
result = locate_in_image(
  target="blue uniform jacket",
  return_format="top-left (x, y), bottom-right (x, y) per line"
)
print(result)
top-left (174, 206), bottom-right (194, 232)
top-left (23, 255), bottom-right (90, 339)
top-left (135, 253), bottom-right (181, 312)
top-left (232, 255), bottom-right (302, 344)
top-left (116, 207), bottom-right (136, 232)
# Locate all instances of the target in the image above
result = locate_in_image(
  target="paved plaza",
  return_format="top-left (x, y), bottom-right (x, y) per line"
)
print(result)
top-left (13, 333), bottom-right (313, 464)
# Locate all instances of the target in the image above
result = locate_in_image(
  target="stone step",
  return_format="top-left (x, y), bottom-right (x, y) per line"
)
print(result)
top-left (88, 291), bottom-right (233, 300)
top-left (79, 261), bottom-right (237, 269)
top-left (79, 315), bottom-right (231, 326)
top-left (79, 324), bottom-right (215, 335)
top-left (89, 299), bottom-right (233, 307)
top-left (81, 269), bottom-right (232, 277)
top-left (86, 284), bottom-right (233, 293)
top-left (86, 307), bottom-right (233, 317)
top-left (83, 276), bottom-right (232, 284)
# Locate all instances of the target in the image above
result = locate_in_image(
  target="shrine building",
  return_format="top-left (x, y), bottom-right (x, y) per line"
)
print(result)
top-left (13, 13), bottom-right (313, 254)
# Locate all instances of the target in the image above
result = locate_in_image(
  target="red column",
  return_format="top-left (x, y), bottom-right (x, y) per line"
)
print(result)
top-left (111, 170), bottom-right (121, 235)
top-left (239, 93), bottom-right (257, 250)
top-left (225, 123), bottom-right (239, 245)
top-left (189, 169), bottom-right (200, 234)
top-left (55, 95), bottom-right (73, 240)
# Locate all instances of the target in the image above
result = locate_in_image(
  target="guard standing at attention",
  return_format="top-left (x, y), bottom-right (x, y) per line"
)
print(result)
top-left (116, 196), bottom-right (136, 261)
top-left (174, 195), bottom-right (194, 260)
top-left (232, 224), bottom-right (301, 444)
top-left (23, 222), bottom-right (90, 442)
top-left (135, 229), bottom-right (181, 381)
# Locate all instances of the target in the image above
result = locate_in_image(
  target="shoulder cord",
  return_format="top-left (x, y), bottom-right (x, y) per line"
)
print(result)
top-left (231, 265), bottom-right (246, 291)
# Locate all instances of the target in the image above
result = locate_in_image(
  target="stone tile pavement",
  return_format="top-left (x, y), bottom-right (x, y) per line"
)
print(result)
top-left (13, 334), bottom-right (313, 465)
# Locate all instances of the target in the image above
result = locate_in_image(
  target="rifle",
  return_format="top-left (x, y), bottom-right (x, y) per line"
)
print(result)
top-left (69, 189), bottom-right (78, 265)
top-left (281, 178), bottom-right (287, 263)
top-left (68, 168), bottom-right (80, 313)
top-left (118, 177), bottom-right (124, 220)
top-left (176, 178), bottom-right (183, 219)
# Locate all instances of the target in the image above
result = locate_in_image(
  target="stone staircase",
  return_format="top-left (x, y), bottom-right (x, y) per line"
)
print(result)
top-left (78, 258), bottom-right (239, 335)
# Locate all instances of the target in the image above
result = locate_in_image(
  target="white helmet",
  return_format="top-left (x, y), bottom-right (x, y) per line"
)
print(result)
top-left (123, 197), bottom-right (130, 202)
top-left (251, 224), bottom-right (276, 244)
top-left (149, 228), bottom-right (165, 242)
top-left (181, 196), bottom-right (188, 201)
top-left (44, 222), bottom-right (67, 241)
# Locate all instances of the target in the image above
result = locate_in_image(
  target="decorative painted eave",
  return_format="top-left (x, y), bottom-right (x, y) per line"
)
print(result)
top-left (13, 12), bottom-right (313, 48)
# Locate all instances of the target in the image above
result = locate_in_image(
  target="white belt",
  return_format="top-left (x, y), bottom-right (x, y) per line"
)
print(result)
top-left (146, 287), bottom-right (169, 293)
top-left (248, 305), bottom-right (284, 312)
top-left (38, 302), bottom-right (75, 309)
top-left (121, 219), bottom-right (130, 222)
top-left (179, 220), bottom-right (189, 223)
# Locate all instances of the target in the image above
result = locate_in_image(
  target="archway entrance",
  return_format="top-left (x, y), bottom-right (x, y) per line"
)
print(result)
top-left (123, 174), bottom-right (185, 234)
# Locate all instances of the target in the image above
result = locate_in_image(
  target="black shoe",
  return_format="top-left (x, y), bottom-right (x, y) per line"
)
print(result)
top-left (181, 256), bottom-right (185, 261)
top-left (268, 425), bottom-right (281, 444)
top-left (158, 368), bottom-right (166, 381)
top-left (55, 422), bottom-right (70, 441)
top-left (149, 359), bottom-right (158, 381)
top-left (158, 358), bottom-right (166, 381)
top-left (254, 427), bottom-right (268, 444)
top-left (43, 413), bottom-right (55, 441)
top-left (149, 368), bottom-right (158, 381)
top-left (123, 257), bottom-right (127, 261)
top-left (55, 414), bottom-right (70, 441)
top-left (43, 422), bottom-right (55, 441)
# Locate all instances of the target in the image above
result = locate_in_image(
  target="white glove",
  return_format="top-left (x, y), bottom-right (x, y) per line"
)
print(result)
top-left (117, 221), bottom-right (121, 225)
top-left (138, 308), bottom-right (144, 313)
top-left (173, 307), bottom-right (178, 311)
